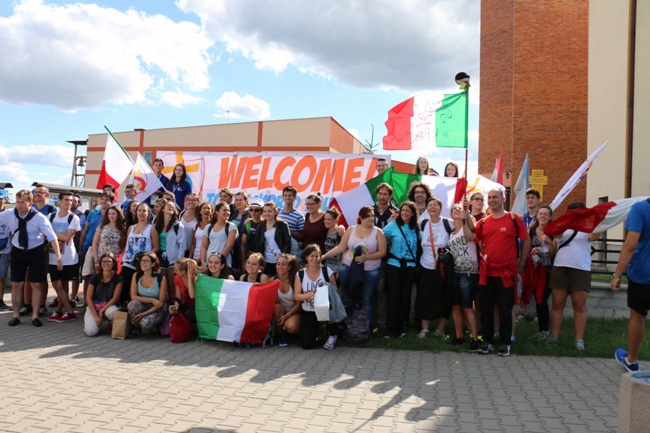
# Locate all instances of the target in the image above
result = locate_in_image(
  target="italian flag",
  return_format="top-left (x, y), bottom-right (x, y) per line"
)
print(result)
top-left (544, 196), bottom-right (650, 236)
top-left (383, 92), bottom-right (468, 150)
top-left (331, 168), bottom-right (503, 227)
top-left (195, 275), bottom-right (280, 344)
top-left (96, 126), bottom-right (134, 190)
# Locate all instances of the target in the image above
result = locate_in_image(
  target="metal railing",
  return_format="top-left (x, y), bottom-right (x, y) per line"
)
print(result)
top-left (591, 238), bottom-right (623, 275)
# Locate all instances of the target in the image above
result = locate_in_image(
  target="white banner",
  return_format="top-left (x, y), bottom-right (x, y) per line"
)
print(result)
top-left (158, 152), bottom-right (390, 211)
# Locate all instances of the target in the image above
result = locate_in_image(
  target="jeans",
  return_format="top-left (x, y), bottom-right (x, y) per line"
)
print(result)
top-left (338, 264), bottom-right (380, 322)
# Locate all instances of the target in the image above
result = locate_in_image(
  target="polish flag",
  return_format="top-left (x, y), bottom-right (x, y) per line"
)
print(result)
top-left (96, 127), bottom-right (134, 191)
top-left (544, 196), bottom-right (649, 236)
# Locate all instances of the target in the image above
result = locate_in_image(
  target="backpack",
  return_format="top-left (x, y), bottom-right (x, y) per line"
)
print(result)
top-left (298, 265), bottom-right (329, 283)
top-left (49, 212), bottom-right (75, 225)
top-left (344, 308), bottom-right (371, 344)
top-left (170, 310), bottom-right (193, 343)
top-left (420, 217), bottom-right (453, 235)
top-left (206, 221), bottom-right (230, 238)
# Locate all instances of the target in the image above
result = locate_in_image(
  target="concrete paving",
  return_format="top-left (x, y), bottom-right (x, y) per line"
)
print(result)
top-left (0, 303), bottom-right (625, 433)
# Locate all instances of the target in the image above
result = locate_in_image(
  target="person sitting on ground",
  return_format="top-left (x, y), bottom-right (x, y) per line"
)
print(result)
top-left (201, 252), bottom-right (235, 280)
top-left (169, 257), bottom-right (198, 324)
top-left (239, 252), bottom-right (270, 284)
top-left (271, 253), bottom-right (301, 347)
top-left (127, 251), bottom-right (168, 337)
top-left (84, 252), bottom-right (123, 337)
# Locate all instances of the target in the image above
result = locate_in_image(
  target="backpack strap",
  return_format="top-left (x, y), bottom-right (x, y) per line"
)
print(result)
top-left (207, 223), bottom-right (213, 238)
top-left (156, 273), bottom-right (164, 286)
top-left (298, 269), bottom-right (305, 282)
top-left (442, 218), bottom-right (452, 235)
top-left (556, 230), bottom-right (578, 252)
top-left (420, 219), bottom-right (428, 232)
top-left (49, 212), bottom-right (55, 223)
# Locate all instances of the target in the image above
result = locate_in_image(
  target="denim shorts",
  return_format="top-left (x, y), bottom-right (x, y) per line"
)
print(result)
top-left (452, 272), bottom-right (479, 309)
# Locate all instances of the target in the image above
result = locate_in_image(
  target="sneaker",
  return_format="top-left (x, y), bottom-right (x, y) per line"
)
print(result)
top-left (450, 337), bottom-right (464, 346)
top-left (398, 332), bottom-right (407, 338)
top-left (278, 332), bottom-right (290, 347)
top-left (55, 312), bottom-right (77, 323)
top-left (432, 329), bottom-right (445, 337)
top-left (38, 306), bottom-right (48, 317)
top-left (417, 329), bottom-right (429, 339)
top-left (478, 344), bottom-right (494, 354)
top-left (323, 335), bottom-right (337, 350)
top-left (0, 301), bottom-right (11, 311)
top-left (49, 297), bottom-right (59, 308)
top-left (468, 339), bottom-right (480, 353)
top-left (615, 348), bottom-right (639, 372)
top-left (19, 305), bottom-right (32, 316)
top-left (575, 339), bottom-right (585, 351)
top-left (498, 345), bottom-right (511, 357)
top-left (48, 311), bottom-right (63, 322)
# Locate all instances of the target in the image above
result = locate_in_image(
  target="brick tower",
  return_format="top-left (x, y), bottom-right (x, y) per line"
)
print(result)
top-left (479, 0), bottom-right (589, 210)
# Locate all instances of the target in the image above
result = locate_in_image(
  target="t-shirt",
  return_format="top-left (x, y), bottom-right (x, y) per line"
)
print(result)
top-left (302, 214), bottom-right (328, 253)
top-left (0, 209), bottom-right (11, 254)
top-left (204, 222), bottom-right (238, 266)
top-left (474, 213), bottom-right (528, 276)
top-left (299, 266), bottom-right (334, 312)
top-left (280, 209), bottom-right (305, 234)
top-left (383, 222), bottom-right (419, 268)
top-left (323, 231), bottom-right (342, 273)
top-left (174, 274), bottom-right (195, 307)
top-left (448, 230), bottom-right (478, 274)
top-left (553, 231), bottom-right (592, 271)
top-left (419, 218), bottom-right (454, 270)
top-left (49, 213), bottom-right (81, 266)
top-left (83, 209), bottom-right (103, 248)
top-left (263, 227), bottom-right (281, 264)
top-left (625, 199), bottom-right (650, 283)
top-left (89, 274), bottom-right (124, 304)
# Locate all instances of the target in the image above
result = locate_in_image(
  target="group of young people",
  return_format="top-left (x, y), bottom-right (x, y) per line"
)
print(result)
top-left (0, 156), bottom-right (604, 356)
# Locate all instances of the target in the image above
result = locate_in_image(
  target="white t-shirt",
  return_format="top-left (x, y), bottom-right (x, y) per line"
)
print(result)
top-left (0, 209), bottom-right (11, 254)
top-left (448, 229), bottom-right (479, 274)
top-left (300, 266), bottom-right (334, 312)
top-left (554, 231), bottom-right (592, 271)
top-left (49, 213), bottom-right (81, 265)
top-left (263, 227), bottom-right (281, 265)
top-left (419, 218), bottom-right (454, 270)
top-left (204, 222), bottom-right (238, 266)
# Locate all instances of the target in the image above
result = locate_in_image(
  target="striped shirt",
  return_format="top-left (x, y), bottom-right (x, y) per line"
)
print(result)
top-left (280, 209), bottom-right (305, 234)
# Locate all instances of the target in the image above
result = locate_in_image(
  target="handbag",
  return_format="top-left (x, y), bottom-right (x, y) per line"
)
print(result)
top-left (111, 311), bottom-right (132, 340)
top-left (170, 311), bottom-right (193, 343)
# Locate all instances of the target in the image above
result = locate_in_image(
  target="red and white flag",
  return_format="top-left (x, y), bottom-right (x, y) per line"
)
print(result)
top-left (549, 141), bottom-right (608, 210)
top-left (96, 127), bottom-right (134, 191)
top-left (544, 196), bottom-right (649, 236)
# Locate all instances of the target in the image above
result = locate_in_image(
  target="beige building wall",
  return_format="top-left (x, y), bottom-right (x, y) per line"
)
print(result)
top-left (631, 0), bottom-right (650, 197)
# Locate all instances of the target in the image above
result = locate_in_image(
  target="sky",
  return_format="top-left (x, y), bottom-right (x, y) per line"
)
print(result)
top-left (0, 0), bottom-right (481, 195)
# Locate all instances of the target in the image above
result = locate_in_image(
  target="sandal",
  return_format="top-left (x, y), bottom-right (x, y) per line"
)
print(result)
top-left (417, 329), bottom-right (429, 339)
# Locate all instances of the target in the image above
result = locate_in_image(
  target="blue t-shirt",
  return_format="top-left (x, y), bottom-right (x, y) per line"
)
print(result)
top-left (625, 199), bottom-right (650, 283)
top-left (82, 209), bottom-right (103, 248)
top-left (167, 181), bottom-right (192, 210)
top-left (383, 221), bottom-right (420, 268)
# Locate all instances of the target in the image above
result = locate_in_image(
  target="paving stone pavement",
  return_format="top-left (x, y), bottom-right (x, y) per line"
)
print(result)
top-left (0, 308), bottom-right (623, 433)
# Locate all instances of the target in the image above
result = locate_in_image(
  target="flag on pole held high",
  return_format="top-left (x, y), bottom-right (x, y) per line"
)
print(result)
top-left (383, 91), bottom-right (468, 150)
top-left (491, 152), bottom-right (503, 185)
top-left (544, 196), bottom-right (649, 236)
top-left (549, 141), bottom-right (609, 210)
top-left (96, 126), bottom-right (134, 190)
top-left (511, 154), bottom-right (530, 216)
top-left (129, 154), bottom-right (165, 203)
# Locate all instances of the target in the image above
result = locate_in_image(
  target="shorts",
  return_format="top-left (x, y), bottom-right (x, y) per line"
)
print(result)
top-left (549, 266), bottom-right (590, 293)
top-left (0, 253), bottom-right (9, 279)
top-left (628, 278), bottom-right (650, 316)
top-left (49, 264), bottom-right (79, 282)
top-left (82, 249), bottom-right (95, 277)
top-left (10, 245), bottom-right (48, 283)
top-left (452, 272), bottom-right (479, 308)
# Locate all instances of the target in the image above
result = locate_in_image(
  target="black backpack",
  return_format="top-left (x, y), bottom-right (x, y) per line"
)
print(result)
top-left (344, 309), bottom-right (371, 344)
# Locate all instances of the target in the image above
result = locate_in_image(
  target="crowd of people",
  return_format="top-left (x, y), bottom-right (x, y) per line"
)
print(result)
top-left (0, 156), bottom-right (643, 363)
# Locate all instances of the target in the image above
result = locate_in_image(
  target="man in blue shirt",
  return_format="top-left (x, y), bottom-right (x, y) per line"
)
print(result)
top-left (613, 198), bottom-right (650, 372)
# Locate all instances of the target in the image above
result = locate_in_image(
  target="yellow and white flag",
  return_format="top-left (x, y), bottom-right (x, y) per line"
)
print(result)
top-left (129, 153), bottom-right (165, 203)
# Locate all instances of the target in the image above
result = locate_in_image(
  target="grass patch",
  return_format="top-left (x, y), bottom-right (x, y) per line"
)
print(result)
top-left (345, 318), bottom-right (650, 360)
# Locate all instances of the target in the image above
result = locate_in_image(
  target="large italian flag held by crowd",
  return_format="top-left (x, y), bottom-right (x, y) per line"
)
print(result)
top-left (195, 275), bottom-right (279, 344)
top-left (96, 127), bottom-right (134, 190)
top-left (331, 167), bottom-right (503, 227)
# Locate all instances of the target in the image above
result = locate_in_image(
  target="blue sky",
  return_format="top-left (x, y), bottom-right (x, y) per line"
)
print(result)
top-left (0, 0), bottom-right (480, 194)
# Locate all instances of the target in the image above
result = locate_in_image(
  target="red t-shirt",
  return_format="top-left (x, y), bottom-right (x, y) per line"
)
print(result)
top-left (174, 275), bottom-right (195, 307)
top-left (475, 212), bottom-right (528, 276)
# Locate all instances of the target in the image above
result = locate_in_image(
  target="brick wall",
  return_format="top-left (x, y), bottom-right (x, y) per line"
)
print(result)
top-left (480, 0), bottom-right (589, 212)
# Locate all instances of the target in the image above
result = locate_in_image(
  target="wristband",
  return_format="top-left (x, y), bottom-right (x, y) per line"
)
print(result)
top-left (613, 273), bottom-right (621, 279)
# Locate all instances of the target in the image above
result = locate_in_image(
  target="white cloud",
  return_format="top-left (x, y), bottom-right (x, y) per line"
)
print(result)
top-left (177, 0), bottom-right (480, 92)
top-left (0, 0), bottom-right (212, 110)
top-left (0, 144), bottom-right (74, 168)
top-left (214, 91), bottom-right (270, 120)
top-left (160, 91), bottom-right (203, 108)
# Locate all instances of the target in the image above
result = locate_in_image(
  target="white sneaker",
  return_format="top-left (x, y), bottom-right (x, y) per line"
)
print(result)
top-left (323, 335), bottom-right (337, 350)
